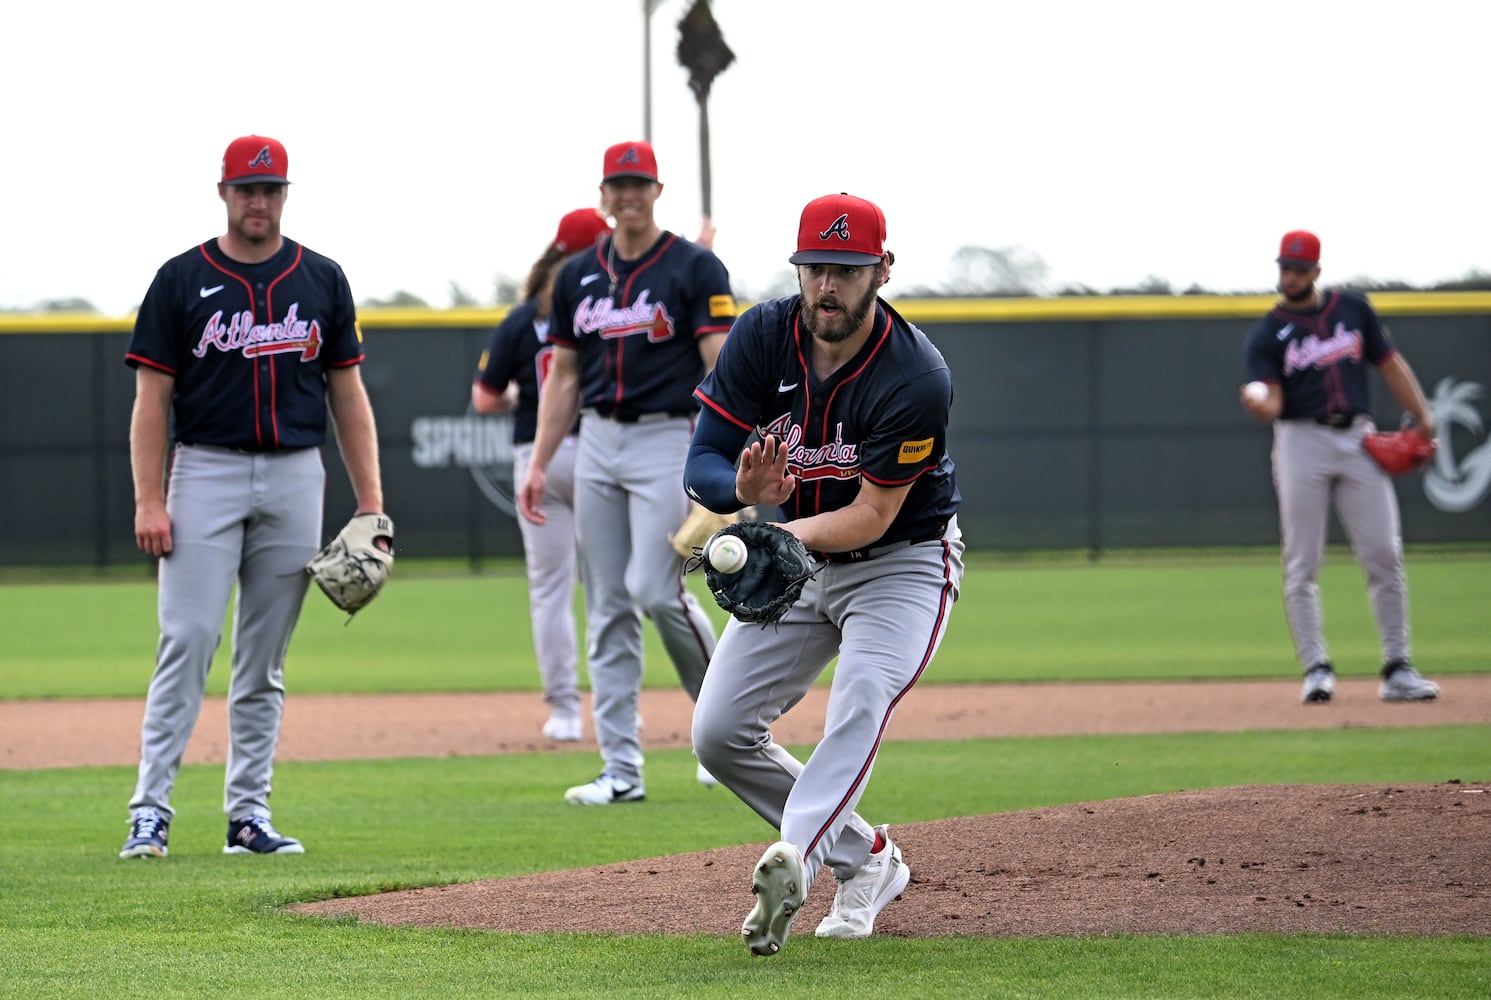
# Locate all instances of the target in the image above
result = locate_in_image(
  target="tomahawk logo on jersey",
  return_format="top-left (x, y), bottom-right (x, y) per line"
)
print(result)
top-left (694, 295), bottom-right (959, 548)
top-left (125, 238), bottom-right (363, 451)
top-left (192, 303), bottom-right (323, 361)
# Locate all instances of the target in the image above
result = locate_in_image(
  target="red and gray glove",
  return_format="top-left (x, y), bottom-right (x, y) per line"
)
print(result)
top-left (1362, 430), bottom-right (1436, 476)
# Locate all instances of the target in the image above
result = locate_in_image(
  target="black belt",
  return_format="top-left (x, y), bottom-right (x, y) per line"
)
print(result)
top-left (178, 441), bottom-right (263, 455)
top-left (586, 405), bottom-right (694, 424)
top-left (1314, 413), bottom-right (1357, 428)
top-left (817, 522), bottom-right (949, 564)
top-left (178, 442), bottom-right (308, 455)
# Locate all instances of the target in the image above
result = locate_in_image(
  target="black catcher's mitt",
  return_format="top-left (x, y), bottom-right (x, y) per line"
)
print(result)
top-left (693, 521), bottom-right (817, 626)
top-left (305, 513), bottom-right (395, 617)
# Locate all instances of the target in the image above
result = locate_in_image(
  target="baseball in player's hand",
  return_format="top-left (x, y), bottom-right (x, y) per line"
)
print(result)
top-left (736, 434), bottom-right (797, 507)
top-left (1239, 381), bottom-right (1280, 422)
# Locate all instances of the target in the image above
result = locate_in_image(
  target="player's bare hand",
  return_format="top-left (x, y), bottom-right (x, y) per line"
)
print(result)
top-left (695, 216), bottom-right (716, 251)
top-left (737, 434), bottom-right (796, 507)
top-left (518, 466), bottom-right (548, 525)
top-left (135, 503), bottom-right (173, 558)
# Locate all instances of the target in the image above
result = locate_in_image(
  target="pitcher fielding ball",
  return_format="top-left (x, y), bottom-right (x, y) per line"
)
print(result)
top-left (683, 192), bottom-right (964, 956)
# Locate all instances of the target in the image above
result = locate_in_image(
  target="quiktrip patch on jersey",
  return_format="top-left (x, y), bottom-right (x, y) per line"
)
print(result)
top-left (693, 295), bottom-right (959, 548)
top-left (898, 438), bottom-right (934, 463)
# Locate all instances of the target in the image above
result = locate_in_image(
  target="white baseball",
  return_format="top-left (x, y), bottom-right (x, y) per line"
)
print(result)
top-left (1244, 381), bottom-right (1269, 403)
top-left (708, 535), bottom-right (748, 574)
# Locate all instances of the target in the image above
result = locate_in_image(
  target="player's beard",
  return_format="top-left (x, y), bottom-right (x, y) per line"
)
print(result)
top-left (800, 278), bottom-right (877, 344)
top-left (1279, 278), bottom-right (1316, 307)
top-left (232, 212), bottom-right (279, 247)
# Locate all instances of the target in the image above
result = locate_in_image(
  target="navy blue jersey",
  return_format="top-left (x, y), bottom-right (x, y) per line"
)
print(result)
top-left (1243, 289), bottom-right (1395, 422)
top-left (694, 295), bottom-right (959, 546)
top-left (474, 300), bottom-right (578, 444)
top-left (125, 238), bottom-right (363, 451)
top-left (548, 231), bottom-right (736, 416)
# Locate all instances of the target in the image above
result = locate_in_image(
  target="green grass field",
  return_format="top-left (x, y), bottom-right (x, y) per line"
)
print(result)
top-left (1, 550), bottom-right (1488, 998)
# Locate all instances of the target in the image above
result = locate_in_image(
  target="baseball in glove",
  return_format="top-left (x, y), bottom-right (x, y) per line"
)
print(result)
top-left (668, 501), bottom-right (743, 559)
top-left (691, 522), bottom-right (817, 627)
top-left (1362, 430), bottom-right (1437, 476)
top-left (305, 513), bottom-right (395, 617)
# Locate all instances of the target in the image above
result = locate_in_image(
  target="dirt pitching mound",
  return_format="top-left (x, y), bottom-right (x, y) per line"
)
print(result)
top-left (293, 782), bottom-right (1490, 938)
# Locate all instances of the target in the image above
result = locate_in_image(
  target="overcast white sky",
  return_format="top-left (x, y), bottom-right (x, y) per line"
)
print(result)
top-left (4, 0), bottom-right (1488, 315)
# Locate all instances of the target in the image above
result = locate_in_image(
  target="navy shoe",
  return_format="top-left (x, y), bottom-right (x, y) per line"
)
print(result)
top-left (119, 810), bottom-right (170, 859)
top-left (225, 816), bottom-right (305, 855)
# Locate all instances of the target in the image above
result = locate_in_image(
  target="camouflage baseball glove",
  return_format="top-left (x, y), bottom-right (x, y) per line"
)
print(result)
top-left (1362, 430), bottom-right (1437, 476)
top-left (693, 521), bottom-right (817, 627)
top-left (305, 513), bottom-right (395, 617)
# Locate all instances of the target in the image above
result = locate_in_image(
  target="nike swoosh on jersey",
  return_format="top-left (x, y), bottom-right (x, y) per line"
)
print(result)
top-left (1276, 323), bottom-right (1294, 340)
top-left (200, 285), bottom-right (225, 298)
top-left (581, 273), bottom-right (603, 286)
top-left (777, 381), bottom-right (799, 392)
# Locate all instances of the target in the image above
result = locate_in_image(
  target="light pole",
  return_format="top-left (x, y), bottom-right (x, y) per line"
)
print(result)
top-left (642, 0), bottom-right (665, 141)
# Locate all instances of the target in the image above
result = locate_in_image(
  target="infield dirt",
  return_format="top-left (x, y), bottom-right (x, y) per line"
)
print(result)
top-left (7, 677), bottom-right (1488, 938)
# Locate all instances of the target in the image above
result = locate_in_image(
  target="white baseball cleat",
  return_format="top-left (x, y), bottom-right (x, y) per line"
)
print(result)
top-left (542, 713), bottom-right (583, 742)
top-left (742, 841), bottom-right (806, 956)
top-left (696, 763), bottom-right (720, 787)
top-left (564, 772), bottom-right (644, 805)
top-left (1300, 663), bottom-right (1336, 704)
top-left (815, 825), bottom-right (910, 939)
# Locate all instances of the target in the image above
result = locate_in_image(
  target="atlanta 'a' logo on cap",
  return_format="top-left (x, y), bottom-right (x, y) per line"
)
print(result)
top-left (819, 213), bottom-right (852, 242)
top-left (248, 145), bottom-right (275, 169)
top-left (616, 147), bottom-right (642, 167)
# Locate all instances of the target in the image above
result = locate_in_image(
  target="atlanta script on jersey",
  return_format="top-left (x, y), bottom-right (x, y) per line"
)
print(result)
top-left (548, 231), bottom-right (736, 417)
top-left (126, 238), bottom-right (365, 451)
top-left (694, 296), bottom-right (959, 550)
top-left (1243, 289), bottom-right (1395, 423)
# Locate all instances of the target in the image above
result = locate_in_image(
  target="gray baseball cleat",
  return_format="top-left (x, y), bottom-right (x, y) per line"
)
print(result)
top-left (742, 840), bottom-right (806, 956)
top-left (1379, 661), bottom-right (1440, 702)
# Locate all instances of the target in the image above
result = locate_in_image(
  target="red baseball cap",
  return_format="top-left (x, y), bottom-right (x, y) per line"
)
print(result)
top-left (602, 140), bottom-right (659, 183)
top-left (788, 193), bottom-right (887, 266)
top-left (1276, 230), bottom-right (1321, 267)
top-left (221, 135), bottom-right (290, 185)
top-left (553, 208), bottom-right (611, 254)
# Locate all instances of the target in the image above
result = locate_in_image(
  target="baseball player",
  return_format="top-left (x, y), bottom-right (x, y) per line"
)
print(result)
top-left (1241, 229), bottom-right (1440, 705)
top-left (517, 140), bottom-right (737, 804)
top-left (473, 207), bottom-right (611, 742)
top-left (119, 135), bottom-right (385, 859)
top-left (683, 193), bottom-right (964, 955)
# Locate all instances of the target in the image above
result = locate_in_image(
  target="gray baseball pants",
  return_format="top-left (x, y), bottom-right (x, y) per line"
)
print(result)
top-left (692, 523), bottom-right (964, 888)
top-left (574, 414), bottom-right (717, 785)
top-left (513, 436), bottom-right (582, 721)
top-left (1273, 418), bottom-right (1410, 669)
top-left (128, 444), bottom-right (323, 822)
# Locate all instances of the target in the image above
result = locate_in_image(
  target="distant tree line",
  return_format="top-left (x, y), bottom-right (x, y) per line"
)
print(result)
top-left (7, 245), bottom-right (1489, 314)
